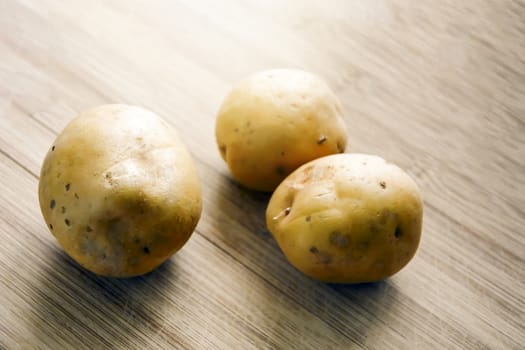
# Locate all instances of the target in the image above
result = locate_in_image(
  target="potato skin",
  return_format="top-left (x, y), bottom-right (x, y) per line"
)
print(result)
top-left (38, 105), bottom-right (202, 277)
top-left (216, 69), bottom-right (348, 192)
top-left (266, 154), bottom-right (423, 283)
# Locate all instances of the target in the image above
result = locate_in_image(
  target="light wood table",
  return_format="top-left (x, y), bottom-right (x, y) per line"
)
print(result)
top-left (1, 1), bottom-right (524, 349)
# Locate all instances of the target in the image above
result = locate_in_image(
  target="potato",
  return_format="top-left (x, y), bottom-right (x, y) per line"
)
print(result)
top-left (216, 69), bottom-right (348, 192)
top-left (266, 154), bottom-right (423, 283)
top-left (38, 105), bottom-right (202, 277)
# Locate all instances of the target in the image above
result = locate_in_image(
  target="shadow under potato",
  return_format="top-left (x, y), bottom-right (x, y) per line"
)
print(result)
top-left (213, 174), bottom-right (273, 242)
top-left (213, 174), bottom-right (398, 348)
top-left (28, 246), bottom-right (180, 349)
top-left (330, 280), bottom-right (399, 347)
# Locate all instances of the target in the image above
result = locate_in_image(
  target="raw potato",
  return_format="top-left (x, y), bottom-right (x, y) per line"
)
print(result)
top-left (266, 154), bottom-right (423, 283)
top-left (38, 105), bottom-right (202, 277)
top-left (216, 69), bottom-right (348, 192)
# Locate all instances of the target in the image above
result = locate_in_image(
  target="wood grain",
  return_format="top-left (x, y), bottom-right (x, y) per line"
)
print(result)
top-left (0, 0), bottom-right (524, 349)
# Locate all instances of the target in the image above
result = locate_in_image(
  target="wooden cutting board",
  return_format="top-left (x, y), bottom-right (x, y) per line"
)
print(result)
top-left (0, 0), bottom-right (523, 348)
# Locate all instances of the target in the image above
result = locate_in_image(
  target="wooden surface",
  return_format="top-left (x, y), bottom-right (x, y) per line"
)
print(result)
top-left (0, 0), bottom-right (524, 349)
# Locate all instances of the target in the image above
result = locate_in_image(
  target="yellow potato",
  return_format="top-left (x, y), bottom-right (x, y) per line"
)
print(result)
top-left (38, 105), bottom-right (202, 277)
top-left (216, 69), bottom-right (348, 192)
top-left (266, 154), bottom-right (423, 283)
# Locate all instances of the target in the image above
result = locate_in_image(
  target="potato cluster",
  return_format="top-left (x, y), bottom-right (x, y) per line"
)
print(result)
top-left (38, 69), bottom-right (422, 283)
top-left (216, 69), bottom-right (423, 283)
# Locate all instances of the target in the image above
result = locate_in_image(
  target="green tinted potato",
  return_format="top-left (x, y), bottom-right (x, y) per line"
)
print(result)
top-left (38, 105), bottom-right (202, 277)
top-left (266, 154), bottom-right (423, 283)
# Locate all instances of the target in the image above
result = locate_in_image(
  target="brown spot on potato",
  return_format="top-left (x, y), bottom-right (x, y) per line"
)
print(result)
top-left (305, 215), bottom-right (311, 222)
top-left (86, 226), bottom-right (93, 232)
top-left (74, 193), bottom-right (79, 199)
top-left (284, 207), bottom-right (291, 216)
top-left (395, 226), bottom-right (402, 239)
top-left (219, 145), bottom-right (227, 158)
top-left (309, 246), bottom-right (332, 264)
top-left (276, 165), bottom-right (286, 176)
top-left (50, 199), bottom-right (56, 209)
top-left (64, 219), bottom-right (70, 226)
top-left (49, 224), bottom-right (53, 230)
top-left (65, 183), bottom-right (70, 191)
top-left (143, 246), bottom-right (150, 254)
top-left (51, 146), bottom-right (55, 151)
top-left (61, 206), bottom-right (66, 214)
top-left (379, 181), bottom-right (386, 189)
top-left (330, 231), bottom-right (350, 248)
top-left (105, 172), bottom-right (114, 185)
top-left (317, 136), bottom-right (327, 145)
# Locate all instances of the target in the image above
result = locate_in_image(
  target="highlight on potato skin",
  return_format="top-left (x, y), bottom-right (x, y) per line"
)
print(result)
top-left (215, 68), bottom-right (348, 192)
top-left (266, 153), bottom-right (423, 284)
top-left (38, 104), bottom-right (202, 277)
